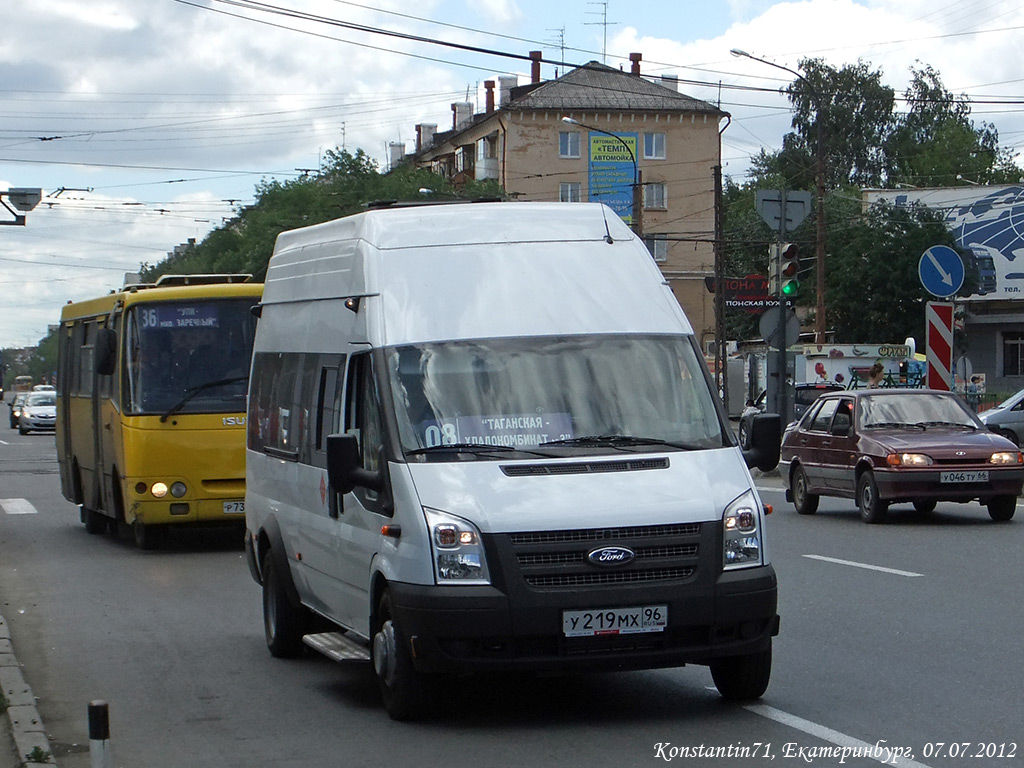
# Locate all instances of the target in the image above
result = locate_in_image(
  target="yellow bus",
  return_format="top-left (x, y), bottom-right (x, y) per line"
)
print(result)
top-left (56, 274), bottom-right (262, 548)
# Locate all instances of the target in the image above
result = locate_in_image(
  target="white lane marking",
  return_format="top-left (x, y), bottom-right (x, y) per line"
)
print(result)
top-left (1, 498), bottom-right (38, 515)
top-left (804, 554), bottom-right (923, 578)
top-left (0, 439), bottom-right (9, 445)
top-left (746, 704), bottom-right (934, 767)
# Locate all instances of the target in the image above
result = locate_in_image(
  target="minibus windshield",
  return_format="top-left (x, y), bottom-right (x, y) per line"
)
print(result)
top-left (386, 334), bottom-right (726, 458)
top-left (125, 299), bottom-right (256, 416)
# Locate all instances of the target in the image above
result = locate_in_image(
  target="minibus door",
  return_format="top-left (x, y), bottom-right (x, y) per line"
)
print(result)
top-left (333, 352), bottom-right (390, 637)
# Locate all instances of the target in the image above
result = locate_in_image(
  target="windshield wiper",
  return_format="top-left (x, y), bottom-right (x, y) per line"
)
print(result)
top-left (863, 421), bottom-right (926, 430)
top-left (160, 376), bottom-right (247, 423)
top-left (539, 434), bottom-right (699, 449)
top-left (405, 442), bottom-right (559, 459)
top-left (918, 420), bottom-right (977, 429)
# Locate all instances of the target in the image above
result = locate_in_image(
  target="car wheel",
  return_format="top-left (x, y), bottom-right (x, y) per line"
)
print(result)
top-left (857, 470), bottom-right (887, 524)
top-left (791, 465), bottom-right (819, 515)
top-left (998, 428), bottom-right (1019, 447)
top-left (912, 499), bottom-right (937, 514)
top-left (710, 642), bottom-right (772, 701)
top-left (261, 550), bottom-right (310, 658)
top-left (18, 423), bottom-right (28, 435)
top-left (987, 495), bottom-right (1017, 522)
top-left (737, 420), bottom-right (749, 449)
top-left (373, 589), bottom-right (429, 721)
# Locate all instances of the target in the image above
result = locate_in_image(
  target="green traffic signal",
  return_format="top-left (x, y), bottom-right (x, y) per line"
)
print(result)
top-left (781, 279), bottom-right (800, 297)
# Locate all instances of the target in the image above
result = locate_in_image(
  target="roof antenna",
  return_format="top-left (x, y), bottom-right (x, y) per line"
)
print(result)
top-left (599, 204), bottom-right (614, 244)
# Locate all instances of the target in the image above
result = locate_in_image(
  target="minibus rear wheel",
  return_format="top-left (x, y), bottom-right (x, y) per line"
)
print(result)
top-left (373, 589), bottom-right (427, 720)
top-left (261, 551), bottom-right (308, 658)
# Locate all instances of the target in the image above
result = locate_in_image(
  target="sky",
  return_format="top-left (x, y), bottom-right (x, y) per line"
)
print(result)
top-left (3, 0), bottom-right (1024, 348)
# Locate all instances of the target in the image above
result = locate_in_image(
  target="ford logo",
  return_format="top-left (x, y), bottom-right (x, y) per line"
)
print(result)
top-left (587, 546), bottom-right (635, 568)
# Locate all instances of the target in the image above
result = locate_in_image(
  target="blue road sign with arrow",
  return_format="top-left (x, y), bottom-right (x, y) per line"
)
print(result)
top-left (919, 245), bottom-right (965, 297)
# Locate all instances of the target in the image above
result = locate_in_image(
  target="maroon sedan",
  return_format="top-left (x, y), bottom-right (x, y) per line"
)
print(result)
top-left (780, 389), bottom-right (1024, 523)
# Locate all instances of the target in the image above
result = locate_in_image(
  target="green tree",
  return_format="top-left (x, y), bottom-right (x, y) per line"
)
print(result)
top-left (885, 64), bottom-right (1021, 187)
top-left (825, 199), bottom-right (960, 342)
top-left (140, 149), bottom-right (503, 282)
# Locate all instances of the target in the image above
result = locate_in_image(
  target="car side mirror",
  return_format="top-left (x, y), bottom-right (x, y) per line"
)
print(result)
top-left (742, 413), bottom-right (781, 472)
top-left (326, 433), bottom-right (384, 494)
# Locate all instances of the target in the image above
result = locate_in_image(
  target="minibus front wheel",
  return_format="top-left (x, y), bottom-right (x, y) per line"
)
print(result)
top-left (373, 589), bottom-right (428, 721)
top-left (709, 642), bottom-right (772, 701)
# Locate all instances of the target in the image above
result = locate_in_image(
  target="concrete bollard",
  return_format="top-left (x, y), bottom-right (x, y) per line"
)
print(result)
top-left (88, 701), bottom-right (113, 768)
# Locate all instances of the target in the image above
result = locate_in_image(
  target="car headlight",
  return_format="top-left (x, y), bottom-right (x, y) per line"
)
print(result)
top-left (423, 508), bottom-right (491, 585)
top-left (886, 452), bottom-right (932, 466)
top-left (723, 489), bottom-right (763, 570)
top-left (990, 451), bottom-right (1023, 465)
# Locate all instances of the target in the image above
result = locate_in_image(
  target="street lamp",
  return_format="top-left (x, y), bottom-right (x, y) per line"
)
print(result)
top-left (731, 49), bottom-right (827, 343)
top-left (561, 116), bottom-right (642, 235)
top-left (0, 188), bottom-right (43, 226)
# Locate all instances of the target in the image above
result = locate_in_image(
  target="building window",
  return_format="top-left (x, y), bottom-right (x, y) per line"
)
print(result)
top-left (644, 235), bottom-right (668, 262)
top-left (1004, 332), bottom-right (1024, 376)
top-left (560, 182), bottom-right (581, 203)
top-left (559, 131), bottom-right (581, 158)
top-left (643, 132), bottom-right (666, 159)
top-left (644, 182), bottom-right (667, 210)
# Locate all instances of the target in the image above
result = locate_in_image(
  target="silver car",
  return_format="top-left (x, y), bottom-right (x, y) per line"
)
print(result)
top-left (979, 388), bottom-right (1024, 446)
top-left (18, 391), bottom-right (57, 434)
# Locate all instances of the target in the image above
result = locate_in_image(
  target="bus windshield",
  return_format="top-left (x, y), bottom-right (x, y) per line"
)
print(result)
top-left (125, 298), bottom-right (257, 416)
top-left (386, 334), bottom-right (726, 457)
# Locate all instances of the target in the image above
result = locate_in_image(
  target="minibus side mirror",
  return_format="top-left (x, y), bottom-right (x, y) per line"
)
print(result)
top-left (741, 413), bottom-right (781, 472)
top-left (95, 328), bottom-right (117, 376)
top-left (326, 433), bottom-right (385, 494)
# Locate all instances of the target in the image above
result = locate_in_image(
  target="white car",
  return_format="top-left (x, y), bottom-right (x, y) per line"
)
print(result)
top-left (979, 387), bottom-right (1024, 446)
top-left (19, 391), bottom-right (57, 434)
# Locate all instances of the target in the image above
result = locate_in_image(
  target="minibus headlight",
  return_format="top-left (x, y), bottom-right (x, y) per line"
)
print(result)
top-left (170, 482), bottom-right (187, 498)
top-left (723, 490), bottom-right (763, 570)
top-left (423, 508), bottom-right (491, 585)
top-left (151, 482), bottom-right (169, 498)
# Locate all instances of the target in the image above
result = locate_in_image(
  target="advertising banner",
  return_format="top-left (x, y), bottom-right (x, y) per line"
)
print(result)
top-left (587, 132), bottom-right (637, 224)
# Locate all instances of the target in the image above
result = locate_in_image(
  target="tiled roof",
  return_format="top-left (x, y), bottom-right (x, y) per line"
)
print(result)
top-left (509, 61), bottom-right (726, 116)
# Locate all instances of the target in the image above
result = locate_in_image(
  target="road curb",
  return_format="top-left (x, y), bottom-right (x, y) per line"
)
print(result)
top-left (0, 614), bottom-right (57, 767)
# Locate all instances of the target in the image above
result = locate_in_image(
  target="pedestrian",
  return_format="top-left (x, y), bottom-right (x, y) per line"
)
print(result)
top-left (967, 375), bottom-right (981, 411)
top-left (867, 362), bottom-right (885, 388)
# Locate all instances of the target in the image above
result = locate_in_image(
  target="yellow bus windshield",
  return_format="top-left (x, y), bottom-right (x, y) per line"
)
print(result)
top-left (124, 297), bottom-right (257, 416)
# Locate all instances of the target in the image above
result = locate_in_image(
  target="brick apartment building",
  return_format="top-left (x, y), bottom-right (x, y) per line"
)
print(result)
top-left (407, 52), bottom-right (729, 348)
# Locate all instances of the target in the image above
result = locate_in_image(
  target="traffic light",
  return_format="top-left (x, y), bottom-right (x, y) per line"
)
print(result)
top-left (779, 242), bottom-right (800, 298)
top-left (767, 244), bottom-right (781, 295)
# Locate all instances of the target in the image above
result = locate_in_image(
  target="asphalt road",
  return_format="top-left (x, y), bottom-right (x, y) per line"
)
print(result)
top-left (2, 425), bottom-right (1022, 767)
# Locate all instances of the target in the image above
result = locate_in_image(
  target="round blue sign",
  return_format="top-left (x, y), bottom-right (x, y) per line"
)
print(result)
top-left (919, 245), bottom-right (965, 297)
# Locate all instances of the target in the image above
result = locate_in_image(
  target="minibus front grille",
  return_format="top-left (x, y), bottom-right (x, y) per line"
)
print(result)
top-left (510, 523), bottom-right (698, 545)
top-left (501, 458), bottom-right (669, 477)
top-left (504, 522), bottom-right (703, 591)
top-left (524, 567), bottom-right (695, 588)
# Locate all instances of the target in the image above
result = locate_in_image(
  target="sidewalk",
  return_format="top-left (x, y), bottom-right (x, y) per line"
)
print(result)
top-left (0, 613), bottom-right (57, 767)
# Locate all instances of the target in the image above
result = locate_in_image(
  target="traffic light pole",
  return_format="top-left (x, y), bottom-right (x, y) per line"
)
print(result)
top-left (774, 190), bottom-right (789, 426)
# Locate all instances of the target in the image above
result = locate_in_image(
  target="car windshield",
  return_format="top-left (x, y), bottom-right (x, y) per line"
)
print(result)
top-left (386, 334), bottom-right (726, 457)
top-left (124, 298), bottom-right (257, 416)
top-left (859, 393), bottom-right (978, 429)
top-left (27, 392), bottom-right (56, 407)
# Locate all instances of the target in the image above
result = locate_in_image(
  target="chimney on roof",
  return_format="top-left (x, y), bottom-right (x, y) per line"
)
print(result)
top-left (452, 102), bottom-right (473, 130)
top-left (530, 50), bottom-right (542, 83)
top-left (484, 80), bottom-right (495, 113)
top-left (630, 52), bottom-right (642, 75)
top-left (498, 75), bottom-right (517, 105)
top-left (660, 74), bottom-right (678, 91)
top-left (416, 123), bottom-right (437, 152)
